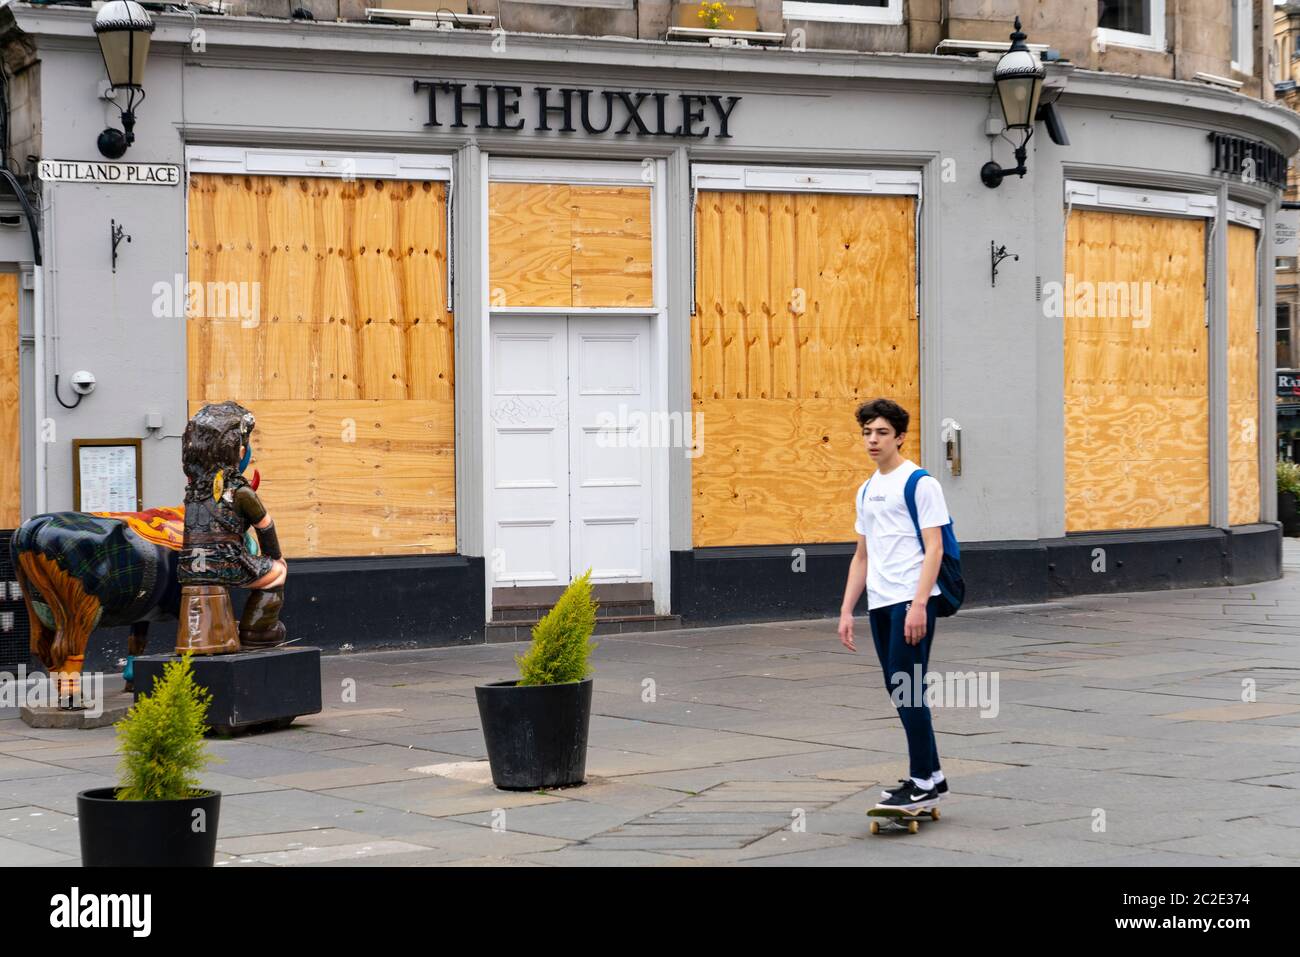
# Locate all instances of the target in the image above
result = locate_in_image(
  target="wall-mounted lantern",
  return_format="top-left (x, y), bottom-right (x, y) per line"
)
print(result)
top-left (981, 17), bottom-right (1047, 189)
top-left (94, 0), bottom-right (155, 159)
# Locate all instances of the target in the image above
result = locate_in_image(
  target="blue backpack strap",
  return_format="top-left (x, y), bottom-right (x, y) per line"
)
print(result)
top-left (904, 468), bottom-right (928, 550)
top-left (857, 474), bottom-right (873, 514)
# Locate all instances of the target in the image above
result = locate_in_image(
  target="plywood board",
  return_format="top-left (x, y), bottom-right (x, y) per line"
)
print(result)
top-left (0, 273), bottom-right (19, 528)
top-left (187, 174), bottom-right (455, 557)
top-left (187, 175), bottom-right (453, 403)
top-left (1227, 223), bottom-right (1260, 526)
top-left (188, 400), bottom-right (455, 558)
top-left (488, 182), bottom-right (653, 308)
top-left (1063, 209), bottom-right (1208, 532)
top-left (692, 192), bottom-right (918, 546)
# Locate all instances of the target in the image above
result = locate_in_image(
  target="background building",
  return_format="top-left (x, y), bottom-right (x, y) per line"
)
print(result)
top-left (1274, 1), bottom-right (1300, 459)
top-left (0, 0), bottom-right (1293, 668)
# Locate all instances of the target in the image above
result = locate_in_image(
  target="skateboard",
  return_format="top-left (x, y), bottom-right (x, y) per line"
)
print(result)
top-left (867, 805), bottom-right (940, 835)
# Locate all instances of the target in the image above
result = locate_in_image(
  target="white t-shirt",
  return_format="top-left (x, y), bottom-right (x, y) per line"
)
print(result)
top-left (854, 460), bottom-right (951, 611)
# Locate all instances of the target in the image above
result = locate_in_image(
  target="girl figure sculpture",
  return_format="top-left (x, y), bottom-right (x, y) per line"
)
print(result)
top-left (177, 401), bottom-right (288, 648)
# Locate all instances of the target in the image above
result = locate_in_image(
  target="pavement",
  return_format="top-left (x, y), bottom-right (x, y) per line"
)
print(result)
top-left (4, 544), bottom-right (1300, 867)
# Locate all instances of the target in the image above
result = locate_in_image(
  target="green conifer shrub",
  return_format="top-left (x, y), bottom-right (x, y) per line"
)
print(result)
top-left (1278, 460), bottom-right (1300, 498)
top-left (115, 654), bottom-right (214, 801)
top-left (515, 569), bottom-right (598, 687)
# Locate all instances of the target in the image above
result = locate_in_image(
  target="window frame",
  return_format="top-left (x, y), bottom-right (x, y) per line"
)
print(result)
top-left (781, 0), bottom-right (901, 26)
top-left (1231, 0), bottom-right (1253, 75)
top-left (1096, 0), bottom-right (1167, 54)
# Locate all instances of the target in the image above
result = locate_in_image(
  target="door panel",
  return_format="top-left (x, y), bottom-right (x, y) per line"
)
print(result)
top-left (568, 318), bottom-right (653, 582)
top-left (490, 316), bottom-right (569, 586)
top-left (489, 315), bottom-right (652, 591)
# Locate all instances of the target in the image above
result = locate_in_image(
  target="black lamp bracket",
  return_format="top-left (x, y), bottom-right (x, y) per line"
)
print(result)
top-left (991, 242), bottom-right (1018, 287)
top-left (111, 219), bottom-right (131, 273)
top-left (97, 87), bottom-right (145, 159)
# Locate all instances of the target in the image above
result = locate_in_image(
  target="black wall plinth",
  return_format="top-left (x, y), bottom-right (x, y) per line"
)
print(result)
top-left (671, 524), bottom-right (1283, 626)
top-left (79, 553), bottom-right (485, 672)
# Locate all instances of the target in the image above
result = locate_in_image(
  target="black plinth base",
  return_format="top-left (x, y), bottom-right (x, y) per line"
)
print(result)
top-left (132, 647), bottom-right (322, 736)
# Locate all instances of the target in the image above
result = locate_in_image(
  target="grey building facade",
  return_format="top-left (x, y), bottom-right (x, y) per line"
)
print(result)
top-left (0, 2), bottom-right (1296, 660)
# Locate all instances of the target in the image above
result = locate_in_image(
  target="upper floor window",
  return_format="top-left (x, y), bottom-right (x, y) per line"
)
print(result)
top-left (1097, 0), bottom-right (1166, 53)
top-left (1278, 302), bottom-right (1294, 370)
top-left (782, 0), bottom-right (902, 26)
top-left (1231, 0), bottom-right (1253, 75)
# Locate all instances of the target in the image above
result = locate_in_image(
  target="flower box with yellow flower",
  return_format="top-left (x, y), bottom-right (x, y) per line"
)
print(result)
top-left (665, 0), bottom-right (785, 46)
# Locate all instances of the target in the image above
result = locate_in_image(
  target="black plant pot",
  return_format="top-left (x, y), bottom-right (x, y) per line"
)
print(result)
top-left (475, 678), bottom-right (593, 790)
top-left (1280, 491), bottom-right (1300, 537)
top-left (77, 787), bottom-right (221, 867)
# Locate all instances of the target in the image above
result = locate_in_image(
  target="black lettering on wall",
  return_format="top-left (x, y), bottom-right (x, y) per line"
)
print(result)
top-left (578, 90), bottom-right (616, 135)
top-left (412, 80), bottom-right (741, 139)
top-left (536, 87), bottom-right (577, 132)
top-left (443, 82), bottom-right (493, 129)
top-left (677, 94), bottom-right (708, 138)
top-left (496, 85), bottom-right (525, 131)
top-left (414, 80), bottom-right (441, 127)
top-left (708, 95), bottom-right (741, 139)
top-left (615, 92), bottom-right (651, 136)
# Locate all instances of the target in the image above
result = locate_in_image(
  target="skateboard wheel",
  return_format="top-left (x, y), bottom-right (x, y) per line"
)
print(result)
top-left (931, 807), bottom-right (941, 821)
top-left (870, 821), bottom-right (880, 835)
top-left (908, 820), bottom-right (919, 834)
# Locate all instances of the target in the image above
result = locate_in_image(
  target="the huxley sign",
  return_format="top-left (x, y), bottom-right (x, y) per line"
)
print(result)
top-left (414, 80), bottom-right (741, 138)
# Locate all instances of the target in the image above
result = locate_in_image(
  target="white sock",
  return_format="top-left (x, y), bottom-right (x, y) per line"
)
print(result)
top-left (911, 776), bottom-right (933, 790)
top-left (932, 771), bottom-right (946, 784)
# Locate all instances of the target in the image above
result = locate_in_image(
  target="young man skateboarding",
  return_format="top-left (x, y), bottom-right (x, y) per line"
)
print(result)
top-left (838, 398), bottom-right (950, 811)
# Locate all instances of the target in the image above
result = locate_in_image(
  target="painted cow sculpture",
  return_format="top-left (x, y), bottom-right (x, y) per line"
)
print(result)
top-left (11, 507), bottom-right (185, 701)
top-left (11, 473), bottom-right (263, 704)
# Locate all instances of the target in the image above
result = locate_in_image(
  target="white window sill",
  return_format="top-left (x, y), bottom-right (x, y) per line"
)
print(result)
top-left (781, 2), bottom-right (902, 26)
top-left (1095, 27), bottom-right (1167, 54)
top-left (505, 0), bottom-right (634, 7)
top-left (665, 26), bottom-right (787, 45)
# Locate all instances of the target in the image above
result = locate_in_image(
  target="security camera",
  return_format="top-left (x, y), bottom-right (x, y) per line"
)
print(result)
top-left (70, 370), bottom-right (97, 395)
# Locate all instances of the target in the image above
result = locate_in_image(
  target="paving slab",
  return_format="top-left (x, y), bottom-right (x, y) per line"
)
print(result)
top-left (8, 545), bottom-right (1300, 866)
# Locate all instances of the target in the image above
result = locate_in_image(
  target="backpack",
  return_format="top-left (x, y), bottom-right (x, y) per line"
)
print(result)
top-left (903, 468), bottom-right (964, 617)
top-left (859, 468), bottom-right (965, 617)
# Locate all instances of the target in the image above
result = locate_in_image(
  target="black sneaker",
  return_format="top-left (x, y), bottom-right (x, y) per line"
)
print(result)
top-left (876, 781), bottom-right (940, 811)
top-left (881, 777), bottom-right (949, 799)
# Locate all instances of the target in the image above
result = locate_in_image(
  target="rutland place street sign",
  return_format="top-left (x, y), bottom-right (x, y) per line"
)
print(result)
top-left (37, 160), bottom-right (181, 186)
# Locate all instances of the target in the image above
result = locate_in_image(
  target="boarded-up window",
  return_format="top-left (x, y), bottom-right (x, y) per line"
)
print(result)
top-left (187, 174), bottom-right (455, 557)
top-left (488, 183), bottom-right (652, 308)
top-left (1228, 223), bottom-right (1260, 525)
top-left (0, 273), bottom-right (18, 528)
top-left (1064, 209), bottom-right (1208, 532)
top-left (692, 191), bottom-right (918, 546)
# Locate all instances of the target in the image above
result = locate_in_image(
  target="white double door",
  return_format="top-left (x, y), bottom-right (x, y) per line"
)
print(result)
top-left (490, 315), bottom-right (654, 588)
